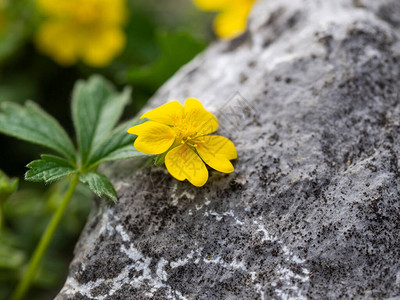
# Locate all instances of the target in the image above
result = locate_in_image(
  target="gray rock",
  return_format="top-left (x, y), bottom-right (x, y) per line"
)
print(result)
top-left (57, 0), bottom-right (400, 299)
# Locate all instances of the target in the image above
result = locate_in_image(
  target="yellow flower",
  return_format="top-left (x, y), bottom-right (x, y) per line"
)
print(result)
top-left (193, 0), bottom-right (257, 40)
top-left (128, 98), bottom-right (237, 187)
top-left (35, 0), bottom-right (127, 67)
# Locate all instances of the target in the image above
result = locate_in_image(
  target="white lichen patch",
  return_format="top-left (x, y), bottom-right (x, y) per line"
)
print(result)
top-left (250, 219), bottom-right (309, 299)
top-left (63, 199), bottom-right (311, 300)
top-left (170, 183), bottom-right (195, 206)
top-left (61, 212), bottom-right (189, 300)
top-left (203, 209), bottom-right (244, 225)
top-left (170, 250), bottom-right (195, 269)
top-left (200, 207), bottom-right (310, 298)
top-left (98, 209), bottom-right (116, 237)
top-left (203, 256), bottom-right (247, 272)
top-left (61, 203), bottom-right (312, 300)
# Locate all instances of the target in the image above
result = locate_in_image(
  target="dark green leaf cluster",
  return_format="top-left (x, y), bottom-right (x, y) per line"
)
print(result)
top-left (0, 75), bottom-right (146, 202)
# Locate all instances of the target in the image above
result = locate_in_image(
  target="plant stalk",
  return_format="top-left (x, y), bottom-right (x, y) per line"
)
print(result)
top-left (11, 174), bottom-right (79, 300)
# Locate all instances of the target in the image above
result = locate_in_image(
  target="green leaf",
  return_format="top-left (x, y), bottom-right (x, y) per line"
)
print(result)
top-left (0, 101), bottom-right (76, 162)
top-left (0, 170), bottom-right (18, 204)
top-left (155, 152), bottom-right (167, 166)
top-left (25, 154), bottom-right (78, 183)
top-left (91, 145), bottom-right (145, 166)
top-left (79, 172), bottom-right (117, 202)
top-left (72, 75), bottom-right (131, 167)
top-left (87, 118), bottom-right (148, 168)
top-left (127, 31), bottom-right (206, 91)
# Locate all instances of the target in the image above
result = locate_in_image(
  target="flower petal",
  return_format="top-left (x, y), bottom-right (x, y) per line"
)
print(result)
top-left (36, 0), bottom-right (127, 24)
top-left (196, 135), bottom-right (237, 173)
top-left (81, 27), bottom-right (126, 67)
top-left (35, 0), bottom-right (72, 17)
top-left (165, 144), bottom-right (208, 187)
top-left (192, 0), bottom-right (232, 11)
top-left (100, 0), bottom-right (127, 25)
top-left (184, 98), bottom-right (218, 136)
top-left (35, 20), bottom-right (81, 65)
top-left (141, 101), bottom-right (184, 126)
top-left (214, 3), bottom-right (253, 39)
top-left (128, 121), bottom-right (176, 155)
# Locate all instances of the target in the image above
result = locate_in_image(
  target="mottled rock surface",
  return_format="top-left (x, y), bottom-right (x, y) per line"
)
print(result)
top-left (57, 0), bottom-right (400, 299)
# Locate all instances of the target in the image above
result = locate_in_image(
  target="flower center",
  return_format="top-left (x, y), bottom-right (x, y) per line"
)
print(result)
top-left (173, 119), bottom-right (200, 148)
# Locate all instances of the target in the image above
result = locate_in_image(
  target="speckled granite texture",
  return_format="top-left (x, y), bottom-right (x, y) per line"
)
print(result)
top-left (57, 0), bottom-right (400, 298)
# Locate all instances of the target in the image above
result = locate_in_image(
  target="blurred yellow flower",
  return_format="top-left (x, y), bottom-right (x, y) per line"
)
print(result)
top-left (128, 98), bottom-right (237, 187)
top-left (35, 0), bottom-right (127, 67)
top-left (193, 0), bottom-right (257, 39)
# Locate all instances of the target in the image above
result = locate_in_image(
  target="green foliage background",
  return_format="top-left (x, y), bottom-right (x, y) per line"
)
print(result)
top-left (0, 0), bottom-right (215, 299)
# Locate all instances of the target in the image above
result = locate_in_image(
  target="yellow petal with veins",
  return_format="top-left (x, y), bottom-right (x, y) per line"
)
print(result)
top-left (184, 98), bottom-right (218, 136)
top-left (165, 144), bottom-right (208, 187)
top-left (128, 121), bottom-right (176, 155)
top-left (141, 101), bottom-right (184, 126)
top-left (196, 135), bottom-right (237, 173)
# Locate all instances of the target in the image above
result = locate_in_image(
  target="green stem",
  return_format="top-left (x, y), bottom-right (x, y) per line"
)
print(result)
top-left (11, 174), bottom-right (79, 300)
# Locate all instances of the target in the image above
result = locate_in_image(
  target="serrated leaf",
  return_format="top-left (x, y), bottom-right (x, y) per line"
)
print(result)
top-left (72, 75), bottom-right (131, 167)
top-left (93, 87), bottom-right (132, 146)
top-left (91, 145), bottom-right (145, 166)
top-left (87, 118), bottom-right (148, 168)
top-left (0, 101), bottom-right (76, 162)
top-left (25, 154), bottom-right (78, 183)
top-left (79, 172), bottom-right (117, 202)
